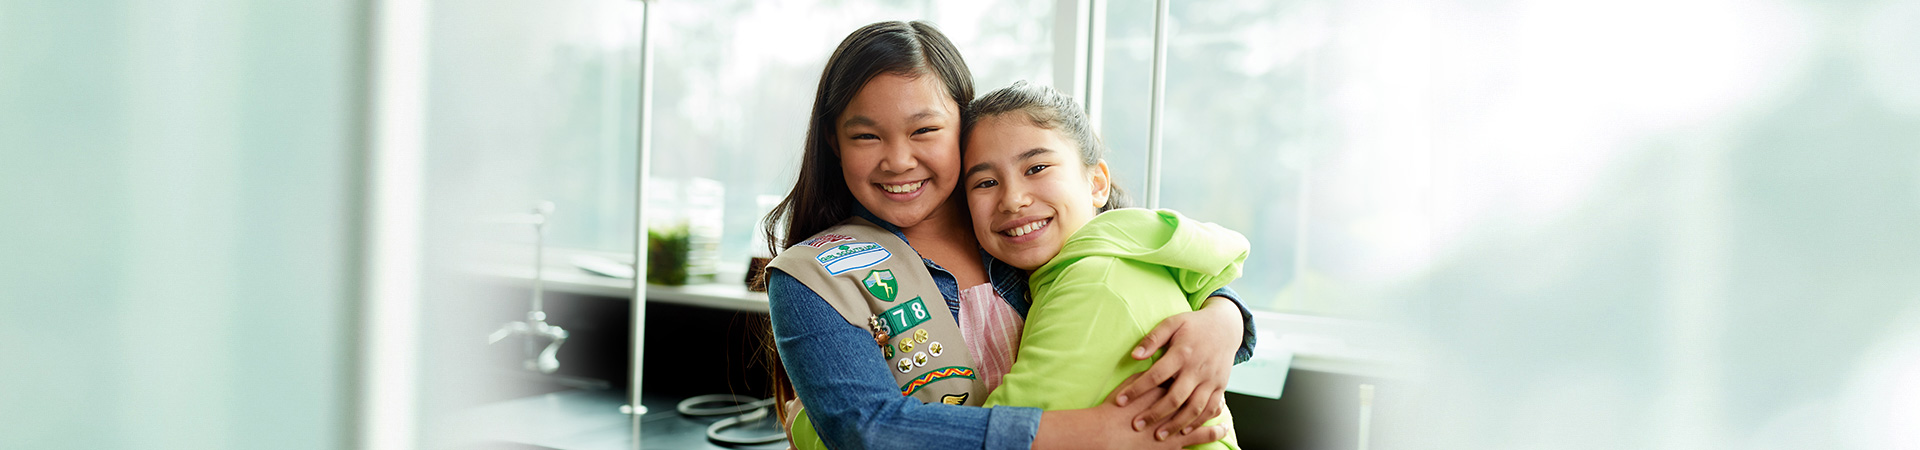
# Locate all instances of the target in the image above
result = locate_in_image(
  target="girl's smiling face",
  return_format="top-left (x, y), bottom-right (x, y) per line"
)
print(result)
top-left (963, 114), bottom-right (1111, 271)
top-left (836, 73), bottom-right (964, 229)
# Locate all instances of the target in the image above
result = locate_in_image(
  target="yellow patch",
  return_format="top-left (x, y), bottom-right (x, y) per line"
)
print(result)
top-left (941, 393), bottom-right (969, 405)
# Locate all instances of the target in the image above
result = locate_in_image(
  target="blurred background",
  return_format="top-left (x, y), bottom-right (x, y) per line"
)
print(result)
top-left (3, 0), bottom-right (1919, 448)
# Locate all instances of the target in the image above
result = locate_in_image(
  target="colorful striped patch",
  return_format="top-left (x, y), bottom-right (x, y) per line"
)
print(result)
top-left (801, 234), bottom-right (854, 248)
top-left (900, 366), bottom-right (975, 397)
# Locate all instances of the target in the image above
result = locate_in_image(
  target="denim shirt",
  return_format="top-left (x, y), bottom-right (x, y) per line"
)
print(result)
top-left (768, 208), bottom-right (1258, 450)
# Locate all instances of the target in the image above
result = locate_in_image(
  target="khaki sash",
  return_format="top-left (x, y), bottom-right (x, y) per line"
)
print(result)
top-left (769, 217), bottom-right (987, 405)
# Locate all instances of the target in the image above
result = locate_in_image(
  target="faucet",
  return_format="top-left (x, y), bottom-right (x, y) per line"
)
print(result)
top-left (489, 201), bottom-right (569, 374)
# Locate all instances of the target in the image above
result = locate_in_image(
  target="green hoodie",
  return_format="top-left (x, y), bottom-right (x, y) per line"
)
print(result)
top-left (985, 208), bottom-right (1247, 450)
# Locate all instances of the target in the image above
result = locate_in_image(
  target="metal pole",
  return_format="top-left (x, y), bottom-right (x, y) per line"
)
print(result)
top-left (1145, 0), bottom-right (1170, 209)
top-left (1086, 0), bottom-right (1107, 131)
top-left (628, 0), bottom-right (655, 446)
top-left (530, 203), bottom-right (548, 318)
top-left (362, 0), bottom-right (427, 448)
top-left (1052, 0), bottom-right (1090, 103)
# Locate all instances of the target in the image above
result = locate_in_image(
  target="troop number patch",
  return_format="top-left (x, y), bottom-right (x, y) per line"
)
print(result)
top-left (879, 297), bottom-right (932, 337)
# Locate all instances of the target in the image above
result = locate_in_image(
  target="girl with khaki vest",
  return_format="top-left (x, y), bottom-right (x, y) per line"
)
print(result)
top-left (762, 20), bottom-right (1259, 450)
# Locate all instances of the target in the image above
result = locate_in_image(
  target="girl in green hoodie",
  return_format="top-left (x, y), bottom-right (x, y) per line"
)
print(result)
top-left (961, 81), bottom-right (1248, 450)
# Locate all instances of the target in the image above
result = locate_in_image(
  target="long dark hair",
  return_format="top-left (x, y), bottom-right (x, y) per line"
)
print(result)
top-left (762, 21), bottom-right (975, 255)
top-left (759, 20), bottom-right (974, 424)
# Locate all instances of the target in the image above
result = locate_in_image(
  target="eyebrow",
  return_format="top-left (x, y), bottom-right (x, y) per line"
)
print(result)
top-left (841, 109), bottom-right (948, 130)
top-left (908, 109), bottom-right (947, 123)
top-left (842, 115), bottom-right (876, 129)
top-left (963, 147), bottom-right (1056, 180)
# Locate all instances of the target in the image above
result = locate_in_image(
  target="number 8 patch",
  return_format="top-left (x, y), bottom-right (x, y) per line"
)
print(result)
top-left (880, 297), bottom-right (931, 335)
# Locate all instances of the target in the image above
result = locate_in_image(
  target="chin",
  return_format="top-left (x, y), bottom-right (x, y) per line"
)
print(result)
top-left (871, 205), bottom-right (933, 228)
top-left (1004, 251), bottom-right (1048, 272)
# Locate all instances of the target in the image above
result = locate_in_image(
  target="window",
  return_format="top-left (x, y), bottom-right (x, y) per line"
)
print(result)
top-left (451, 0), bottom-right (1430, 321)
top-left (427, 0), bottom-right (1060, 269)
top-left (425, 0), bottom-right (642, 252)
top-left (1100, 0), bottom-right (1432, 319)
top-left (649, 0), bottom-right (1058, 268)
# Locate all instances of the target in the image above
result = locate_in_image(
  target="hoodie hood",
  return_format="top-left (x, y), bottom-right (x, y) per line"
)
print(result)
top-left (1033, 208), bottom-right (1249, 304)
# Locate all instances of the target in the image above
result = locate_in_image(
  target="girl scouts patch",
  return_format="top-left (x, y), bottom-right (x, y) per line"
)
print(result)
top-left (863, 269), bottom-right (898, 301)
top-left (818, 242), bottom-right (890, 276)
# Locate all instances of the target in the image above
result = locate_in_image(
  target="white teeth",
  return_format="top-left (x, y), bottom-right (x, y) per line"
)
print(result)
top-left (1005, 219), bottom-right (1049, 238)
top-left (882, 180), bottom-right (924, 194)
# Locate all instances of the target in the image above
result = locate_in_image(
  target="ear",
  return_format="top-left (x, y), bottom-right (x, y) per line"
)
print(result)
top-left (1089, 159), bottom-right (1112, 209)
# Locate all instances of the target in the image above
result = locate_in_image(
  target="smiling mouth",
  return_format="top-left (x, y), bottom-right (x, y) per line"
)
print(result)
top-left (1001, 218), bottom-right (1051, 238)
top-left (880, 180), bottom-right (926, 194)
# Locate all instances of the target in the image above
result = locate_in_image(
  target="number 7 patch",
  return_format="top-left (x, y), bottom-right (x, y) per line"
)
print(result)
top-left (880, 297), bottom-right (931, 335)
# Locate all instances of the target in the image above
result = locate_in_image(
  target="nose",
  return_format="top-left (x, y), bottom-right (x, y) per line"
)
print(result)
top-left (997, 178), bottom-right (1030, 214)
top-left (877, 140), bottom-right (917, 174)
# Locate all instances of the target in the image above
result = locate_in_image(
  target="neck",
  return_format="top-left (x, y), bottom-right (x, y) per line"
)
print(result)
top-left (899, 196), bottom-right (974, 248)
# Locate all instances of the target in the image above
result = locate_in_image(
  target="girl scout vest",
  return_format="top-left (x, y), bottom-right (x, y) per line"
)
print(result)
top-left (769, 217), bottom-right (988, 406)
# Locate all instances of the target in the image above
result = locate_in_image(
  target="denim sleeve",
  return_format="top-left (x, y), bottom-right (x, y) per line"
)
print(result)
top-left (769, 269), bottom-right (1042, 450)
top-left (1206, 286), bottom-right (1258, 365)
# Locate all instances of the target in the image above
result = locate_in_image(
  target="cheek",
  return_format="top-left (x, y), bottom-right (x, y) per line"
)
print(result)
top-left (960, 189), bottom-right (990, 216)
top-left (969, 209), bottom-right (994, 240)
top-left (838, 147), bottom-right (872, 177)
top-left (925, 137), bottom-right (962, 178)
top-left (963, 192), bottom-right (988, 219)
top-left (838, 161), bottom-right (861, 188)
top-left (1043, 180), bottom-right (1082, 205)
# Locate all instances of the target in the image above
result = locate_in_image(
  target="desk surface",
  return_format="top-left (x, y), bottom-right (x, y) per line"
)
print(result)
top-left (476, 247), bottom-right (769, 313)
top-left (451, 389), bottom-right (787, 450)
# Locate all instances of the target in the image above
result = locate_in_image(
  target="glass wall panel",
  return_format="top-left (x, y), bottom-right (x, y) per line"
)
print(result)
top-left (1102, 0), bottom-right (1433, 319)
top-left (415, 1), bottom-right (643, 444)
top-left (1417, 0), bottom-right (1920, 447)
top-left (425, 0), bottom-right (642, 253)
top-left (0, 2), bottom-right (361, 448)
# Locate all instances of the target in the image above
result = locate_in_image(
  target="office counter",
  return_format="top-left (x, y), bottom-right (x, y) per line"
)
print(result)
top-left (476, 247), bottom-right (768, 313)
top-left (452, 389), bottom-right (785, 450)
